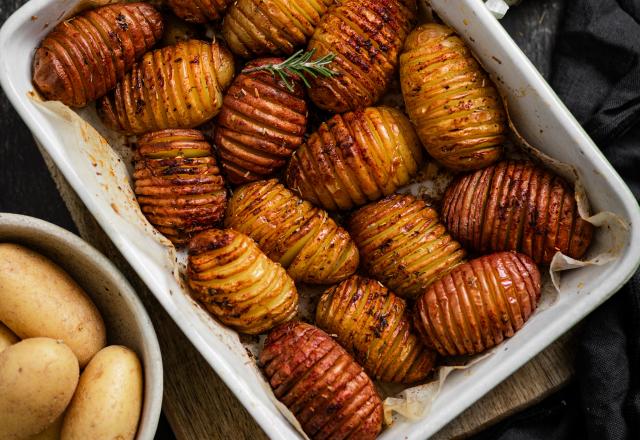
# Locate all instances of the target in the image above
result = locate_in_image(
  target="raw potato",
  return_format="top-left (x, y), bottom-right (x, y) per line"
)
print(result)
top-left (222, 0), bottom-right (336, 58)
top-left (215, 58), bottom-right (308, 184)
top-left (98, 40), bottom-right (234, 134)
top-left (0, 338), bottom-right (79, 440)
top-left (414, 252), bottom-right (541, 356)
top-left (32, 2), bottom-right (164, 107)
top-left (442, 161), bottom-right (594, 264)
top-left (27, 416), bottom-right (63, 440)
top-left (260, 322), bottom-right (383, 440)
top-left (0, 321), bottom-right (19, 353)
top-left (168, 0), bottom-right (232, 23)
top-left (316, 275), bottom-right (437, 383)
top-left (349, 194), bottom-right (466, 299)
top-left (286, 107), bottom-right (424, 211)
top-left (61, 346), bottom-right (143, 440)
top-left (0, 244), bottom-right (106, 367)
top-left (133, 129), bottom-right (227, 245)
top-left (400, 24), bottom-right (506, 170)
top-left (225, 179), bottom-right (359, 284)
top-left (307, 0), bottom-right (416, 112)
top-left (188, 229), bottom-right (299, 334)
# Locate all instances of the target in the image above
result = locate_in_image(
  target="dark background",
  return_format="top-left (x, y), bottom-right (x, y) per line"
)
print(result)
top-left (0, 0), bottom-right (568, 439)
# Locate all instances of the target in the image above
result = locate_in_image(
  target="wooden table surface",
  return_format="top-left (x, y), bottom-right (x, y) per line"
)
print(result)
top-left (0, 0), bottom-right (570, 438)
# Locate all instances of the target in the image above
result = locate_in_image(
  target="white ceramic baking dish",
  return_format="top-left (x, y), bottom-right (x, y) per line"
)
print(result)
top-left (1, 1), bottom-right (639, 439)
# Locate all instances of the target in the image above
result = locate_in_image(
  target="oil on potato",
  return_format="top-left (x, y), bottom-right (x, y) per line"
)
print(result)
top-left (168, 0), bottom-right (232, 23)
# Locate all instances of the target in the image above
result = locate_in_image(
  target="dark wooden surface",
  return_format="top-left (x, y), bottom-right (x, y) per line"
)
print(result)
top-left (0, 1), bottom-right (566, 439)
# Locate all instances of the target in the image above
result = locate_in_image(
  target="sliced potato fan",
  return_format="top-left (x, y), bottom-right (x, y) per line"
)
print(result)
top-left (168, 0), bottom-right (232, 24)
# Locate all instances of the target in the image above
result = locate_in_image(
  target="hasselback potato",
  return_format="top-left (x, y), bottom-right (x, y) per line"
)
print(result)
top-left (414, 252), bottom-right (541, 356)
top-left (400, 24), bottom-right (506, 170)
top-left (98, 40), bottom-right (234, 134)
top-left (225, 179), bottom-right (359, 284)
top-left (215, 58), bottom-right (307, 184)
top-left (168, 0), bottom-right (232, 24)
top-left (349, 194), bottom-right (466, 299)
top-left (286, 107), bottom-right (424, 211)
top-left (32, 2), bottom-right (164, 107)
top-left (307, 0), bottom-right (416, 112)
top-left (187, 229), bottom-right (298, 334)
top-left (442, 161), bottom-right (593, 264)
top-left (133, 129), bottom-right (227, 245)
top-left (316, 275), bottom-right (437, 383)
top-left (222, 0), bottom-right (336, 58)
top-left (260, 321), bottom-right (383, 440)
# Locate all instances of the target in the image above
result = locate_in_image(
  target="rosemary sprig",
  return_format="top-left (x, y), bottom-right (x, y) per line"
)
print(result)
top-left (241, 49), bottom-right (338, 92)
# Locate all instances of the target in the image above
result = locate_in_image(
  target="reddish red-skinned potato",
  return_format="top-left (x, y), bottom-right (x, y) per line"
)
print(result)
top-left (414, 252), bottom-right (541, 356)
top-left (260, 321), bottom-right (383, 440)
top-left (215, 58), bottom-right (307, 184)
top-left (168, 0), bottom-right (232, 24)
top-left (33, 2), bottom-right (164, 107)
top-left (442, 161), bottom-right (593, 264)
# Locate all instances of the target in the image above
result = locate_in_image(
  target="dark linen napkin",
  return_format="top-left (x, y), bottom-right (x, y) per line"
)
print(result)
top-left (472, 1), bottom-right (640, 439)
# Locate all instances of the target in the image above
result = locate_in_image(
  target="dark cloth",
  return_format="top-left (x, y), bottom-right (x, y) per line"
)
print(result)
top-left (473, 1), bottom-right (640, 439)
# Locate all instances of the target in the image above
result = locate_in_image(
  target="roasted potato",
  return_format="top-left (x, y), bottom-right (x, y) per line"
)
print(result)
top-left (133, 129), bottom-right (227, 245)
top-left (260, 321), bottom-right (383, 440)
top-left (349, 194), bottom-right (466, 299)
top-left (316, 275), bottom-right (436, 383)
top-left (33, 2), bottom-right (164, 107)
top-left (442, 161), bottom-right (593, 264)
top-left (187, 229), bottom-right (298, 334)
top-left (286, 107), bottom-right (424, 211)
top-left (400, 24), bottom-right (506, 170)
top-left (225, 179), bottom-right (359, 284)
top-left (168, 0), bottom-right (232, 24)
top-left (307, 0), bottom-right (416, 112)
top-left (215, 58), bottom-right (308, 184)
top-left (414, 252), bottom-right (541, 356)
top-left (222, 0), bottom-right (336, 58)
top-left (98, 40), bottom-right (234, 134)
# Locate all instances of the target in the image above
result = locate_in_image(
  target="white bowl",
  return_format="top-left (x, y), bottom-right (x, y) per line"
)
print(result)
top-left (0, 213), bottom-right (163, 440)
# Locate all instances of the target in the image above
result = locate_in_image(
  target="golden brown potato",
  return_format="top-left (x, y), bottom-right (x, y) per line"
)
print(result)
top-left (98, 40), bottom-right (234, 134)
top-left (133, 129), bottom-right (227, 245)
top-left (414, 252), bottom-right (541, 356)
top-left (260, 321), bottom-right (383, 440)
top-left (33, 3), bottom-right (164, 107)
top-left (225, 179), bottom-right (359, 284)
top-left (187, 229), bottom-right (298, 334)
top-left (316, 275), bottom-right (436, 383)
top-left (168, 0), bottom-right (232, 23)
top-left (286, 107), bottom-right (424, 211)
top-left (222, 0), bottom-right (336, 58)
top-left (307, 0), bottom-right (416, 112)
top-left (349, 194), bottom-right (466, 300)
top-left (400, 24), bottom-right (506, 170)
top-left (442, 161), bottom-right (593, 264)
top-left (215, 58), bottom-right (308, 184)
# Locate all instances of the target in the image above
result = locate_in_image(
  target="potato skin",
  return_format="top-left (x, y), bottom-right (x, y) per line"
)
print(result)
top-left (0, 322), bottom-right (19, 354)
top-left (414, 252), bottom-right (541, 356)
top-left (260, 322), bottom-right (383, 440)
top-left (98, 40), bottom-right (234, 134)
top-left (442, 161), bottom-right (593, 264)
top-left (0, 244), bottom-right (106, 367)
top-left (286, 107), bottom-right (424, 211)
top-left (349, 194), bottom-right (466, 299)
top-left (316, 275), bottom-right (436, 383)
top-left (187, 229), bottom-right (298, 334)
top-left (32, 3), bottom-right (164, 107)
top-left (133, 129), bottom-right (227, 245)
top-left (307, 0), bottom-right (416, 112)
top-left (222, 0), bottom-right (336, 58)
top-left (61, 346), bottom-right (143, 440)
top-left (226, 179), bottom-right (359, 284)
top-left (168, 0), bottom-right (232, 23)
top-left (215, 58), bottom-right (308, 184)
top-left (400, 24), bottom-right (506, 170)
top-left (0, 338), bottom-right (79, 440)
